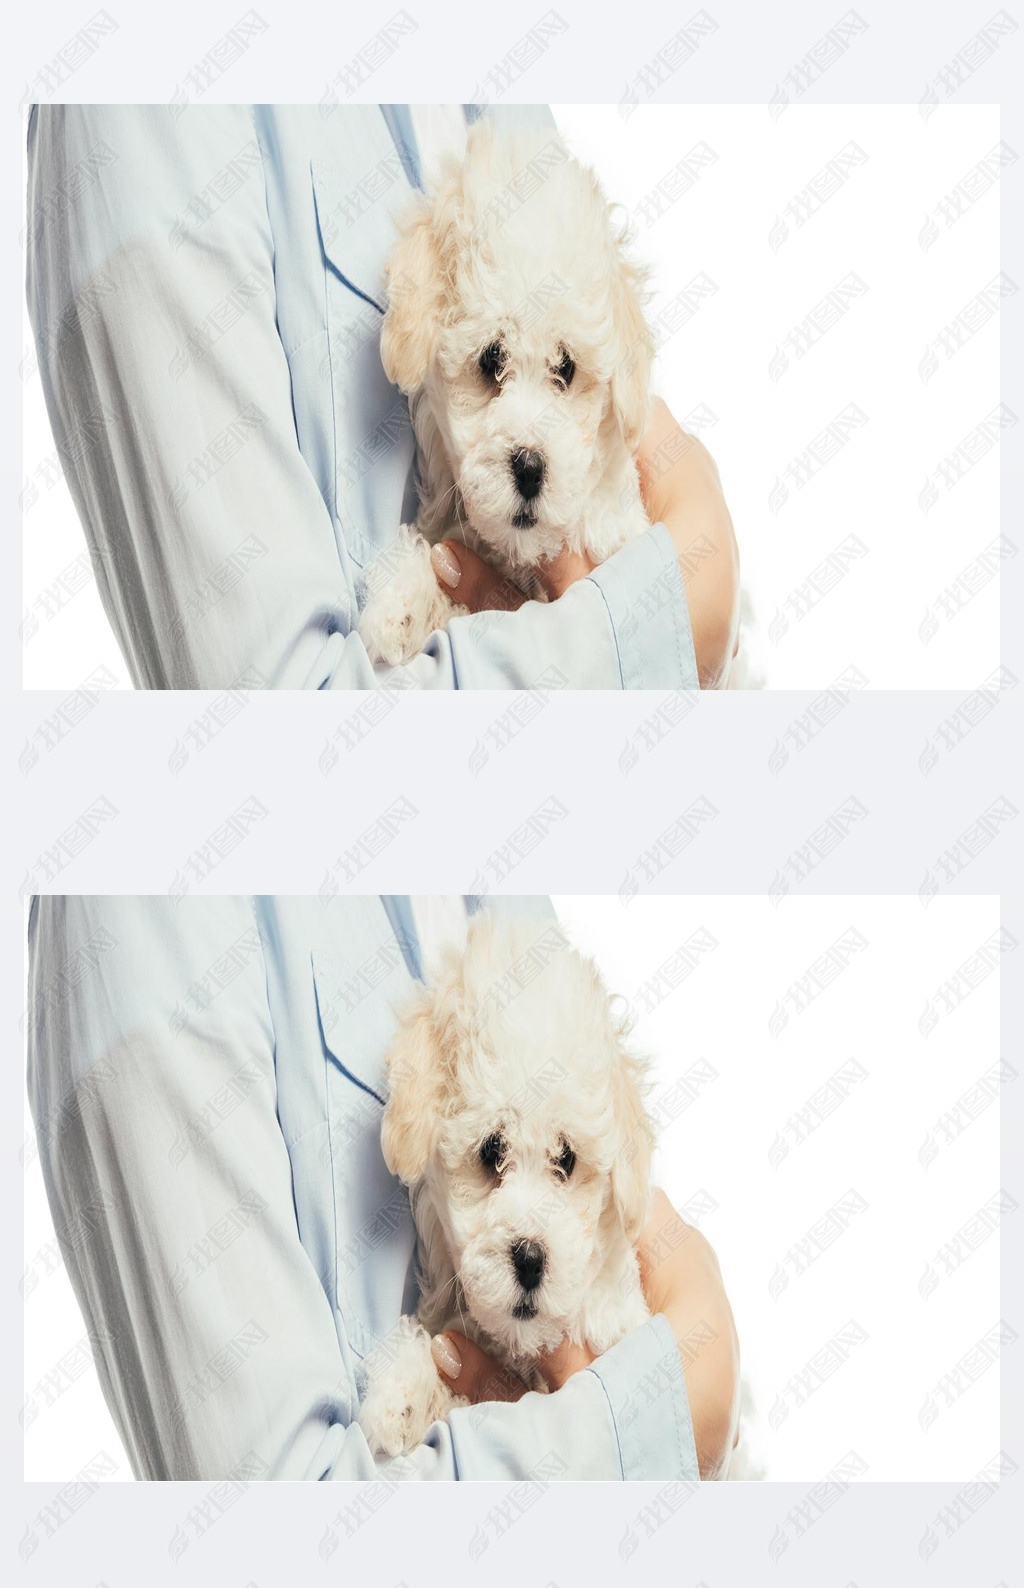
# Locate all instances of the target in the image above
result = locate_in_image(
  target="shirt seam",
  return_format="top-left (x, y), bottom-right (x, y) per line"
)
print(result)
top-left (655, 522), bottom-right (687, 690)
top-left (585, 574), bottom-right (628, 690)
top-left (669, 533), bottom-right (693, 689)
top-left (586, 1364), bottom-right (627, 1479)
top-left (655, 1313), bottom-right (696, 1480)
top-left (311, 165), bottom-right (343, 568)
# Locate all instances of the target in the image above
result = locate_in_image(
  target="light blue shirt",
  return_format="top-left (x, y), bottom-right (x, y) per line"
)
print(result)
top-left (26, 895), bottom-right (699, 1481)
top-left (26, 105), bottom-right (698, 690)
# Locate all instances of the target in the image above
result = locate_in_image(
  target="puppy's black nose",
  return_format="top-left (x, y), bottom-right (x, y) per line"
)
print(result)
top-left (510, 448), bottom-right (545, 500)
top-left (511, 1239), bottom-right (546, 1291)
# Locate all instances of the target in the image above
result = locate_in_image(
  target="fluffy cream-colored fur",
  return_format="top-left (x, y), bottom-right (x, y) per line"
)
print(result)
top-left (358, 915), bottom-right (653, 1456)
top-left (359, 123), bottom-right (654, 665)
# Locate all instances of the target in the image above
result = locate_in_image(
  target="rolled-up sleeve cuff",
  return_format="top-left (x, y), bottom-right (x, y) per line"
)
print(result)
top-left (587, 523), bottom-right (699, 691)
top-left (588, 1312), bottom-right (700, 1481)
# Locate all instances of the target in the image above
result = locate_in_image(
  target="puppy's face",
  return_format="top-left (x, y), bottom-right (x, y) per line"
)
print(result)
top-left (381, 918), bottom-right (653, 1359)
top-left (430, 310), bottom-right (612, 569)
top-left (432, 1067), bottom-right (609, 1359)
top-left (380, 126), bottom-right (653, 569)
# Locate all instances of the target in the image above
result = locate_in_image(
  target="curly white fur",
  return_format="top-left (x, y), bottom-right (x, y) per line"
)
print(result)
top-left (358, 916), bottom-right (757, 1475)
top-left (359, 123), bottom-right (653, 665)
top-left (358, 915), bottom-right (652, 1455)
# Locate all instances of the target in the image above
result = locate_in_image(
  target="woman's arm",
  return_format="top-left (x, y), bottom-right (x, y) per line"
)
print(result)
top-left (637, 1189), bottom-right (741, 1477)
top-left (27, 896), bottom-right (697, 1480)
top-left (28, 896), bottom-right (369, 1479)
top-left (637, 400), bottom-right (740, 690)
top-left (26, 106), bottom-right (695, 692)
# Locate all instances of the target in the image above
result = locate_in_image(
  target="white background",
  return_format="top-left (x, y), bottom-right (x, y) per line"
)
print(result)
top-left (557, 893), bottom-right (1004, 1484)
top-left (24, 893), bottom-right (1003, 1483)
top-left (22, 104), bottom-right (1004, 689)
top-left (554, 103), bottom-right (1004, 689)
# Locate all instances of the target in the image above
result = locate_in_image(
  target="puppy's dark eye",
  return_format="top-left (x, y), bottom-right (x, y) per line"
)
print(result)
top-left (479, 1132), bottom-right (505, 1173)
top-left (555, 349), bottom-right (575, 388)
top-left (554, 1140), bottom-right (576, 1180)
top-left (479, 342), bottom-right (505, 382)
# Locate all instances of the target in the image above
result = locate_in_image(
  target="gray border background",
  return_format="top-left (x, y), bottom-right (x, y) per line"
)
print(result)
top-left (5, 1), bottom-right (1021, 1582)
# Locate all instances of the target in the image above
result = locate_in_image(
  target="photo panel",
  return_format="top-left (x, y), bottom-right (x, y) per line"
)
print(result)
top-left (24, 893), bottom-right (1005, 1489)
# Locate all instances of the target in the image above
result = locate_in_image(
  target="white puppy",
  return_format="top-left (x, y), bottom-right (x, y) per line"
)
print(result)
top-left (357, 915), bottom-right (654, 1457)
top-left (358, 122), bottom-right (654, 665)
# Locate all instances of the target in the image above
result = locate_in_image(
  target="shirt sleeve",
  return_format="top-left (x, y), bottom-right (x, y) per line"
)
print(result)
top-left (435, 1313), bottom-right (698, 1479)
top-left (25, 105), bottom-right (695, 691)
top-left (28, 895), bottom-right (369, 1480)
top-left (26, 896), bottom-right (697, 1482)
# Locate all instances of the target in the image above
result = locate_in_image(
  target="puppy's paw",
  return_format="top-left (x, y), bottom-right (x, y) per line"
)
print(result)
top-left (358, 1318), bottom-right (457, 1457)
top-left (358, 593), bottom-right (430, 667)
top-left (358, 526), bottom-right (459, 665)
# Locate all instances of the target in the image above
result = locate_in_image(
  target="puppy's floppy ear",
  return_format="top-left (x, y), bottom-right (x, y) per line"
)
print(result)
top-left (609, 226), bottom-right (654, 452)
top-left (609, 1015), bottom-right (655, 1243)
top-left (381, 953), bottom-right (471, 1182)
top-left (380, 986), bottom-right (448, 1182)
top-left (380, 201), bottom-right (444, 394)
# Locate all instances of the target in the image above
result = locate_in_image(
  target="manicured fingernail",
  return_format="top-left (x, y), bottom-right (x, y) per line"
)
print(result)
top-left (431, 1333), bottom-right (462, 1380)
top-left (430, 542), bottom-right (462, 589)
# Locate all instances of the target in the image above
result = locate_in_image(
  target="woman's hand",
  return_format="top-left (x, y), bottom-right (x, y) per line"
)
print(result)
top-left (428, 1327), bottom-right (596, 1405)
top-left (429, 540), bottom-right (595, 612)
top-left (429, 1187), bottom-right (740, 1479)
top-left (430, 398), bottom-right (738, 686)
